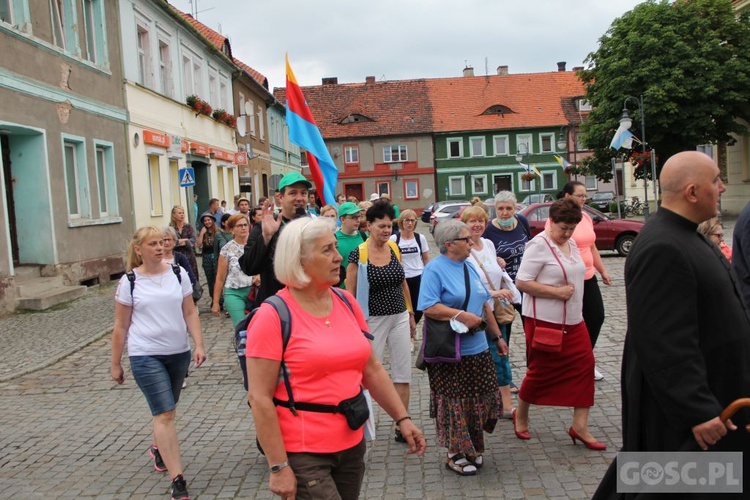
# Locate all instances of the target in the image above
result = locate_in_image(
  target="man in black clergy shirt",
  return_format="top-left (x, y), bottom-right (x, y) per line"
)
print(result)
top-left (239, 171), bottom-right (311, 307)
top-left (594, 151), bottom-right (750, 498)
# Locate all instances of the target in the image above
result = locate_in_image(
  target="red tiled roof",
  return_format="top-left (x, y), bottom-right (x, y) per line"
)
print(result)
top-left (234, 58), bottom-right (268, 90)
top-left (427, 72), bottom-right (586, 133)
top-left (274, 79), bottom-right (433, 139)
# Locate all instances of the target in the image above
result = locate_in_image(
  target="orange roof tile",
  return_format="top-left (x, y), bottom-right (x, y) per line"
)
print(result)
top-left (234, 58), bottom-right (269, 90)
top-left (426, 72), bottom-right (586, 133)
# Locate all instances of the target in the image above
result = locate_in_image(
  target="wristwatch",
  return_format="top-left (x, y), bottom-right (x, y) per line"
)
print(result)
top-left (270, 461), bottom-right (290, 473)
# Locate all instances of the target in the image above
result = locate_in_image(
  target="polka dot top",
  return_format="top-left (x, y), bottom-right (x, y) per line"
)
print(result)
top-left (349, 246), bottom-right (406, 317)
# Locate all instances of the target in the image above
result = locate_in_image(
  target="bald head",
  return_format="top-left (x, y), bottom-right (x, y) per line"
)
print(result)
top-left (660, 151), bottom-right (725, 223)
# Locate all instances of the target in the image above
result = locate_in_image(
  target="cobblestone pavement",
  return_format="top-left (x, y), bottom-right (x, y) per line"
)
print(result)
top-left (0, 218), bottom-right (735, 498)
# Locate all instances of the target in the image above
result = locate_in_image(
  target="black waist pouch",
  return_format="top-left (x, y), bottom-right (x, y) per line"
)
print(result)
top-left (338, 388), bottom-right (370, 430)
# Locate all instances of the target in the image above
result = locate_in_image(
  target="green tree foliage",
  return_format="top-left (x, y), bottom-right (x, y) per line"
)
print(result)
top-left (579, 0), bottom-right (750, 181)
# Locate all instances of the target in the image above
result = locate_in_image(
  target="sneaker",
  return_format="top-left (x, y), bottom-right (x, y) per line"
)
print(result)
top-left (594, 367), bottom-right (604, 381)
top-left (170, 474), bottom-right (190, 500)
top-left (149, 445), bottom-right (167, 472)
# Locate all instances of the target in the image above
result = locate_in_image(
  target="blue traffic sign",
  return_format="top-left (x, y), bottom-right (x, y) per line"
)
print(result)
top-left (179, 167), bottom-right (196, 187)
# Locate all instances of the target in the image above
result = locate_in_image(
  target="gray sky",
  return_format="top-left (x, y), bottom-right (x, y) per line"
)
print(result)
top-left (170, 0), bottom-right (644, 90)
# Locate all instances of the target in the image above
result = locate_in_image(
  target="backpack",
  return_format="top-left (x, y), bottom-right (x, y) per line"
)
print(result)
top-left (515, 214), bottom-right (531, 240)
top-left (126, 263), bottom-right (182, 301)
top-left (395, 232), bottom-right (423, 254)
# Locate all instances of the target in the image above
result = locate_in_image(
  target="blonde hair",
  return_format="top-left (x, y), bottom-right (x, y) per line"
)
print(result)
top-left (274, 217), bottom-right (337, 287)
top-left (169, 205), bottom-right (185, 227)
top-left (397, 209), bottom-right (418, 230)
top-left (320, 205), bottom-right (337, 217)
top-left (470, 196), bottom-right (483, 206)
top-left (461, 205), bottom-right (489, 223)
top-left (358, 201), bottom-right (373, 211)
top-left (126, 226), bottom-right (162, 271)
top-left (697, 217), bottom-right (722, 238)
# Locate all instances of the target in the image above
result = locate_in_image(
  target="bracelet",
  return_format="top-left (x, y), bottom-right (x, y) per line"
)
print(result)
top-left (395, 416), bottom-right (411, 426)
top-left (489, 336), bottom-right (500, 343)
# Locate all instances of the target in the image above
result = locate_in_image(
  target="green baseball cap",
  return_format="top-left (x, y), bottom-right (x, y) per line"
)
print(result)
top-left (338, 202), bottom-right (364, 217)
top-left (278, 172), bottom-right (312, 191)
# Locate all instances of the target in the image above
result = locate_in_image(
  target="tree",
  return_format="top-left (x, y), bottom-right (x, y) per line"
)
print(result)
top-left (579, 0), bottom-right (750, 181)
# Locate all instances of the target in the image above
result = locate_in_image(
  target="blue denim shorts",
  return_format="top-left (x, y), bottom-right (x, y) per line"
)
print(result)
top-left (130, 351), bottom-right (191, 416)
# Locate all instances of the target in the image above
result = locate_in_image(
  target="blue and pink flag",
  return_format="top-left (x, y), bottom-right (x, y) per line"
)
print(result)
top-left (285, 55), bottom-right (338, 206)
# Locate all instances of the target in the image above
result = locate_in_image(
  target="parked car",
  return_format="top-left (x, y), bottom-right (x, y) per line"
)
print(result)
top-left (421, 201), bottom-right (453, 223)
top-left (521, 193), bottom-right (554, 204)
top-left (429, 201), bottom-right (471, 234)
top-left (519, 203), bottom-right (644, 256)
top-left (589, 191), bottom-right (616, 212)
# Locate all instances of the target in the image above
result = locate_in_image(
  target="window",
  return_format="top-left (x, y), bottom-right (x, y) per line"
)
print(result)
top-left (344, 145), bottom-right (359, 164)
top-left (516, 134), bottom-right (532, 155)
top-left (158, 40), bottom-right (172, 97)
top-left (575, 132), bottom-right (586, 151)
top-left (404, 179), bottom-right (419, 199)
top-left (383, 145), bottom-right (407, 163)
top-left (83, 0), bottom-right (99, 63)
top-left (208, 72), bottom-right (217, 105)
top-left (62, 136), bottom-right (90, 218)
top-left (258, 107), bottom-right (265, 140)
top-left (578, 99), bottom-right (592, 112)
top-left (376, 181), bottom-right (391, 196)
top-left (94, 142), bottom-right (117, 216)
top-left (0, 0), bottom-right (12, 24)
top-left (50, 0), bottom-right (66, 49)
top-left (182, 56), bottom-right (192, 95)
top-left (540, 133), bottom-right (554, 153)
top-left (472, 175), bottom-right (487, 195)
top-left (697, 144), bottom-right (714, 159)
top-left (300, 151), bottom-right (308, 166)
top-left (542, 171), bottom-right (556, 190)
top-left (585, 175), bottom-right (598, 190)
top-left (519, 172), bottom-right (535, 192)
top-left (493, 135), bottom-right (509, 156)
top-left (448, 176), bottom-right (465, 196)
top-left (246, 100), bottom-right (256, 136)
top-left (447, 138), bottom-right (462, 158)
top-left (220, 81), bottom-right (228, 110)
top-left (148, 155), bottom-right (163, 216)
top-left (193, 61), bottom-right (202, 95)
top-left (469, 137), bottom-right (485, 157)
top-left (137, 24), bottom-right (151, 87)
top-left (169, 160), bottom-right (181, 207)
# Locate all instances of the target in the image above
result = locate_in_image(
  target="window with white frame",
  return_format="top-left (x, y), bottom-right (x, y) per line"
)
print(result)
top-left (493, 135), bottom-right (509, 156)
top-left (62, 136), bottom-right (91, 218)
top-left (0, 1), bottom-right (12, 24)
top-left (258, 107), bottom-right (265, 140)
top-left (137, 24), bottom-right (152, 87)
top-left (576, 132), bottom-right (586, 151)
top-left (148, 155), bottom-right (163, 216)
top-left (516, 134), bottom-right (532, 155)
top-left (82, 0), bottom-right (99, 63)
top-left (449, 176), bottom-right (465, 196)
top-left (404, 179), bottom-right (419, 199)
top-left (540, 133), bottom-right (554, 153)
top-left (585, 175), bottom-right (598, 190)
top-left (169, 160), bottom-right (181, 207)
top-left (376, 181), bottom-right (391, 196)
top-left (345, 145), bottom-right (359, 164)
top-left (220, 80), bottom-right (228, 110)
top-left (519, 172), bottom-right (535, 192)
top-left (247, 100), bottom-right (256, 136)
top-left (182, 55), bottom-right (193, 95)
top-left (50, 0), bottom-right (67, 49)
top-left (469, 137), bottom-right (485, 157)
top-left (383, 145), bottom-right (407, 162)
top-left (158, 39), bottom-right (172, 97)
top-left (192, 60), bottom-right (202, 96)
top-left (472, 174), bottom-right (487, 195)
top-left (208, 71), bottom-right (217, 106)
top-left (447, 138), bottom-right (462, 158)
top-left (542, 171), bottom-right (556, 190)
top-left (94, 142), bottom-right (117, 216)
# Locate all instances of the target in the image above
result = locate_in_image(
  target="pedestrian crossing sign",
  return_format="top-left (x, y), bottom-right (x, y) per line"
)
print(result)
top-left (178, 167), bottom-right (196, 187)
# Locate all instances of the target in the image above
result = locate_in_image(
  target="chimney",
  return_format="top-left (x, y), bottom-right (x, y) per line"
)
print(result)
top-left (497, 65), bottom-right (509, 76)
top-left (365, 76), bottom-right (376, 84)
top-left (572, 66), bottom-right (584, 72)
top-left (322, 77), bottom-right (338, 85)
top-left (557, 61), bottom-right (567, 72)
top-left (463, 66), bottom-right (474, 77)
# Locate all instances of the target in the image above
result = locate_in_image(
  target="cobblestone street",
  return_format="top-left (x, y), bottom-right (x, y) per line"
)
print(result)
top-left (0, 221), bottom-right (651, 499)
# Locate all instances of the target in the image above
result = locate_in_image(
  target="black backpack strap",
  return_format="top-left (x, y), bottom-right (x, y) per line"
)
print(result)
top-left (414, 232), bottom-right (423, 253)
top-left (359, 230), bottom-right (368, 242)
top-left (126, 271), bottom-right (136, 302)
top-left (331, 288), bottom-right (374, 340)
top-left (171, 263), bottom-right (182, 283)
top-left (515, 214), bottom-right (531, 240)
top-left (262, 295), bottom-right (298, 415)
top-left (396, 232), bottom-right (401, 245)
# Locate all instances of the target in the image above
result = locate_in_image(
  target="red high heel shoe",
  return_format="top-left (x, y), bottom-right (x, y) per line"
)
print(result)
top-left (568, 427), bottom-right (606, 450)
top-left (512, 408), bottom-right (530, 440)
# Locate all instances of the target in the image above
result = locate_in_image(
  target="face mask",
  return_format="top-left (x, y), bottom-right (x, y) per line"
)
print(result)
top-left (497, 217), bottom-right (515, 228)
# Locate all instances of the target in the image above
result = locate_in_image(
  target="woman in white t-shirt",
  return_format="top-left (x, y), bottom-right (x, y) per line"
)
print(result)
top-left (390, 210), bottom-right (430, 323)
top-left (110, 226), bottom-right (206, 500)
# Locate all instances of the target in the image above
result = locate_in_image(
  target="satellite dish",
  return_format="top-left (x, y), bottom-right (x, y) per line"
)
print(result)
top-left (236, 118), bottom-right (247, 137)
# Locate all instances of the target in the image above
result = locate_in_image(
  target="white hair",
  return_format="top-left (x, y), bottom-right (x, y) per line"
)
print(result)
top-left (274, 217), bottom-right (337, 287)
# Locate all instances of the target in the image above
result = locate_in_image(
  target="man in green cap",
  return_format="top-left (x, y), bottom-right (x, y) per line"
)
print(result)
top-left (240, 171), bottom-right (312, 306)
top-left (335, 202), bottom-right (367, 288)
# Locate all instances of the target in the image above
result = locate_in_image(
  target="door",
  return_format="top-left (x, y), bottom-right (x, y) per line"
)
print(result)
top-left (1, 134), bottom-right (19, 265)
top-left (344, 183), bottom-right (363, 202)
top-left (492, 174), bottom-right (512, 195)
top-left (192, 160), bottom-right (210, 223)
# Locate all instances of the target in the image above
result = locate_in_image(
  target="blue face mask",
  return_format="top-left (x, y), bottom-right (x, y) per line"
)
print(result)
top-left (497, 216), bottom-right (515, 228)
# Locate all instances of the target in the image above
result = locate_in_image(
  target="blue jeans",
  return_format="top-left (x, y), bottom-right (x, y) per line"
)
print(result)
top-left (130, 351), bottom-right (191, 415)
top-left (486, 325), bottom-right (513, 386)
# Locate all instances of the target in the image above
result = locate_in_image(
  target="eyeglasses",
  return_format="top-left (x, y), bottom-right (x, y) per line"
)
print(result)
top-left (346, 214), bottom-right (362, 219)
top-left (403, 218), bottom-right (417, 223)
top-left (572, 194), bottom-right (587, 199)
top-left (452, 237), bottom-right (471, 244)
top-left (234, 223), bottom-right (249, 228)
top-left (710, 232), bottom-right (724, 240)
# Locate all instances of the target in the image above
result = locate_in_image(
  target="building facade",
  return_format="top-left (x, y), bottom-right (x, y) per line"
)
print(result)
top-left (267, 101), bottom-right (302, 191)
top-left (0, 0), bottom-right (133, 311)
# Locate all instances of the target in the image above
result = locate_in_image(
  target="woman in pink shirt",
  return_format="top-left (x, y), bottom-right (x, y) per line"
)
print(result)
top-left (558, 182), bottom-right (612, 381)
top-left (247, 217), bottom-right (426, 500)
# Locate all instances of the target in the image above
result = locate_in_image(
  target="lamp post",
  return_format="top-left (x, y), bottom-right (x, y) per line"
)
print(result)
top-left (516, 142), bottom-right (537, 195)
top-left (557, 125), bottom-right (571, 179)
top-left (619, 95), bottom-right (657, 219)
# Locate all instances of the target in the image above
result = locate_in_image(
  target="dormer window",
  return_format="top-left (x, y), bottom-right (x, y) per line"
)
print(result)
top-left (482, 104), bottom-right (515, 116)
top-left (339, 114), bottom-right (374, 124)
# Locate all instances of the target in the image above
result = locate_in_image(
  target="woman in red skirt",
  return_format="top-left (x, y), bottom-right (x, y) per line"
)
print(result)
top-left (513, 198), bottom-right (606, 450)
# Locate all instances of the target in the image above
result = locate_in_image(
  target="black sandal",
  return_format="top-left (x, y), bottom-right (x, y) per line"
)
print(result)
top-left (445, 454), bottom-right (477, 476)
top-left (466, 453), bottom-right (484, 469)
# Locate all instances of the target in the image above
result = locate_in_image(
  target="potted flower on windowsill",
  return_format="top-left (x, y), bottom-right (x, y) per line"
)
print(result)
top-left (212, 109), bottom-right (237, 129)
top-left (521, 172), bottom-right (539, 182)
top-left (186, 95), bottom-right (212, 117)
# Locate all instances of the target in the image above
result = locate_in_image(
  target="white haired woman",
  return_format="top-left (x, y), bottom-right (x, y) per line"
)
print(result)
top-left (247, 217), bottom-right (426, 499)
top-left (111, 227), bottom-right (206, 500)
top-left (419, 219), bottom-right (505, 475)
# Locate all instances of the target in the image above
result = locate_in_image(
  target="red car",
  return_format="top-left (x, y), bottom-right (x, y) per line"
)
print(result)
top-left (518, 203), bottom-right (644, 256)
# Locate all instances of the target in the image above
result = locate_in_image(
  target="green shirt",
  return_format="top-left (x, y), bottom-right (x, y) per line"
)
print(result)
top-left (335, 230), bottom-right (365, 289)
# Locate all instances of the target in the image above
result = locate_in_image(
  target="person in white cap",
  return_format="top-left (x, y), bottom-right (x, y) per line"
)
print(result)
top-left (369, 193), bottom-right (380, 202)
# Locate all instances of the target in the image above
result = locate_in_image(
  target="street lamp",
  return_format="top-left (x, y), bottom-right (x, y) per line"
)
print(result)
top-left (620, 95), bottom-right (658, 219)
top-left (557, 125), bottom-right (568, 151)
top-left (516, 142), bottom-right (538, 195)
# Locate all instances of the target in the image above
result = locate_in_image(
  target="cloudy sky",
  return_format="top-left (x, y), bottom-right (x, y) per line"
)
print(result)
top-left (170, 0), bottom-right (644, 90)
